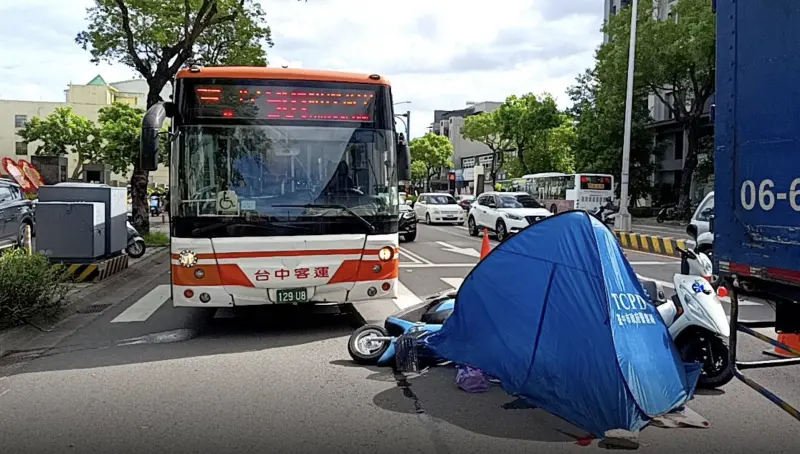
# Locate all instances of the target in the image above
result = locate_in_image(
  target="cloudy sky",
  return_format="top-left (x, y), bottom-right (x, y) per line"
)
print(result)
top-left (0, 0), bottom-right (603, 138)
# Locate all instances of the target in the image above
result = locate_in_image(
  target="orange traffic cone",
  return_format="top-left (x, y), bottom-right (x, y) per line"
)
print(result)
top-left (480, 228), bottom-right (491, 259)
top-left (764, 332), bottom-right (800, 358)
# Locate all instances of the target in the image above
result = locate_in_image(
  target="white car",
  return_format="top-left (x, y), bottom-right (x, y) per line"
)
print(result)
top-left (413, 192), bottom-right (465, 225)
top-left (468, 191), bottom-right (552, 241)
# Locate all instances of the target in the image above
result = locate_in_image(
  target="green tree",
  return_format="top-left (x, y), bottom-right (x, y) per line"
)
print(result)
top-left (522, 114), bottom-right (576, 174)
top-left (567, 66), bottom-right (659, 205)
top-left (76, 0), bottom-right (286, 233)
top-left (410, 133), bottom-right (454, 191)
top-left (495, 93), bottom-right (562, 175)
top-left (16, 107), bottom-right (103, 179)
top-left (410, 161), bottom-right (427, 189)
top-left (195, 1), bottom-right (273, 66)
top-left (599, 0), bottom-right (715, 216)
top-left (97, 103), bottom-right (170, 178)
top-left (460, 112), bottom-right (512, 187)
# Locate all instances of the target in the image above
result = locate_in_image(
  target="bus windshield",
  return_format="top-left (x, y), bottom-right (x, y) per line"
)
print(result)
top-left (176, 125), bottom-right (398, 219)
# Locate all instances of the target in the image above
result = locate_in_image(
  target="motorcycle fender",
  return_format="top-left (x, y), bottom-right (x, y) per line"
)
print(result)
top-left (131, 236), bottom-right (145, 243)
top-left (673, 276), bottom-right (730, 338)
top-left (376, 341), bottom-right (397, 367)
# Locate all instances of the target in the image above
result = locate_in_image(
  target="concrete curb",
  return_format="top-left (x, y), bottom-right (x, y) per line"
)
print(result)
top-left (0, 248), bottom-right (169, 359)
top-left (614, 231), bottom-right (688, 258)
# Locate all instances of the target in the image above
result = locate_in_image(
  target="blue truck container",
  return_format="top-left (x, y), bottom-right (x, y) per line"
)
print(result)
top-left (715, 0), bottom-right (800, 422)
top-left (715, 0), bottom-right (800, 300)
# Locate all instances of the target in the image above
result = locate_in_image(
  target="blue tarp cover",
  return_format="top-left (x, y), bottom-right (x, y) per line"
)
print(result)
top-left (422, 211), bottom-right (699, 437)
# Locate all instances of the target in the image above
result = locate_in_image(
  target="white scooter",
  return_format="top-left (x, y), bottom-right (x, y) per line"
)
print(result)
top-left (639, 247), bottom-right (733, 389)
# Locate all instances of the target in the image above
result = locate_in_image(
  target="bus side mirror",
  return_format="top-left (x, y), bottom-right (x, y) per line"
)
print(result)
top-left (397, 139), bottom-right (410, 182)
top-left (140, 102), bottom-right (173, 172)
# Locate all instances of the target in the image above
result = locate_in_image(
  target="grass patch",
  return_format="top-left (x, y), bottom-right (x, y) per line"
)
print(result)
top-left (143, 231), bottom-right (170, 247)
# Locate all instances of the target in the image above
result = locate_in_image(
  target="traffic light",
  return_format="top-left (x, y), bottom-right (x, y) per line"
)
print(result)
top-left (448, 171), bottom-right (456, 196)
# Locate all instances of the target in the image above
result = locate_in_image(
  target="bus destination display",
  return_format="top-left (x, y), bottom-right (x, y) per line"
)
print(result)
top-left (193, 85), bottom-right (376, 122)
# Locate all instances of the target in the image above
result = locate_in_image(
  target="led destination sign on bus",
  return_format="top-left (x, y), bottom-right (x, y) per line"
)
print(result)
top-left (193, 85), bottom-right (376, 122)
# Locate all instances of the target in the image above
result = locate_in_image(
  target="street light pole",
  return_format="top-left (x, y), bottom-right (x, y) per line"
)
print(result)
top-left (614, 0), bottom-right (638, 232)
top-left (404, 110), bottom-right (411, 141)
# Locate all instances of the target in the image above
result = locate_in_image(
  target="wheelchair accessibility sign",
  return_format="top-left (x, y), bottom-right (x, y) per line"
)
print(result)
top-left (216, 190), bottom-right (239, 215)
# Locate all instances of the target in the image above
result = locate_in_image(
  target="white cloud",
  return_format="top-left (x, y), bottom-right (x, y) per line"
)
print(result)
top-left (0, 0), bottom-right (603, 137)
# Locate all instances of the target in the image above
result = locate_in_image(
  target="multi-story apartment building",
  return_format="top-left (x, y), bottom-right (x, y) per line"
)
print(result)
top-left (428, 101), bottom-right (504, 194)
top-left (604, 0), bottom-right (713, 204)
top-left (1, 75), bottom-right (171, 188)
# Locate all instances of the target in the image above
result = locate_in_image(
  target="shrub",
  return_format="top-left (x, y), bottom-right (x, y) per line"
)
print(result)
top-left (0, 249), bottom-right (72, 327)
top-left (143, 231), bottom-right (170, 246)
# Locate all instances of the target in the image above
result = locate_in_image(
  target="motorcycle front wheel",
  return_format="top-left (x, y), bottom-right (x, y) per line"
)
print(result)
top-left (678, 332), bottom-right (734, 389)
top-left (348, 324), bottom-right (391, 365)
top-left (126, 240), bottom-right (146, 259)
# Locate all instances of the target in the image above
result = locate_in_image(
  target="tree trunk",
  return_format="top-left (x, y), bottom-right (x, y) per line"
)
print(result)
top-left (70, 160), bottom-right (84, 180)
top-left (676, 122), bottom-right (700, 219)
top-left (130, 79), bottom-right (168, 234)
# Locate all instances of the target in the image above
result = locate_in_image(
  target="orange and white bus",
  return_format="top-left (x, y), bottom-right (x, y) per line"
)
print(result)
top-left (140, 66), bottom-right (410, 309)
top-left (521, 172), bottom-right (614, 214)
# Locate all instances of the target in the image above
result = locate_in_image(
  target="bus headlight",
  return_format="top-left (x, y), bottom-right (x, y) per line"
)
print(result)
top-left (178, 250), bottom-right (198, 268)
top-left (378, 246), bottom-right (394, 262)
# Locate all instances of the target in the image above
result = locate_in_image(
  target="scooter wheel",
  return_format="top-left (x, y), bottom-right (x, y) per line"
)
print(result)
top-left (679, 333), bottom-right (734, 389)
top-left (126, 240), bottom-right (147, 259)
top-left (348, 324), bottom-right (391, 365)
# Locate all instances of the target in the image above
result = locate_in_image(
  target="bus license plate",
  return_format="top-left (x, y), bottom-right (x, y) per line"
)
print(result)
top-left (276, 288), bottom-right (309, 303)
top-left (587, 183), bottom-right (604, 189)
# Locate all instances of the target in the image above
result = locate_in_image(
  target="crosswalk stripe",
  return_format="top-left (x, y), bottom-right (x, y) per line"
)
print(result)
top-left (111, 285), bottom-right (172, 323)
top-left (440, 277), bottom-right (463, 291)
top-left (395, 281), bottom-right (422, 310)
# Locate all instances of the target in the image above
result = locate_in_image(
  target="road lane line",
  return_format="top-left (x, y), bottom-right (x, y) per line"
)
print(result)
top-left (440, 277), bottom-right (464, 291)
top-left (399, 248), bottom-right (421, 264)
top-left (111, 285), bottom-right (172, 323)
top-left (400, 247), bottom-right (433, 264)
top-left (395, 281), bottom-right (422, 310)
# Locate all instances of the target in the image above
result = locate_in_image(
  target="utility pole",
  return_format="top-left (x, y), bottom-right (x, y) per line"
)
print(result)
top-left (614, 0), bottom-right (638, 232)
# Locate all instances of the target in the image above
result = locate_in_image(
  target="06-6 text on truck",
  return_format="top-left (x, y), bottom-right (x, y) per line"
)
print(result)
top-left (140, 66), bottom-right (410, 308)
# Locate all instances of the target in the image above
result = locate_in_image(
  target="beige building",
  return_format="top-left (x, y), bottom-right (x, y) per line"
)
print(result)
top-left (0, 75), bottom-right (171, 188)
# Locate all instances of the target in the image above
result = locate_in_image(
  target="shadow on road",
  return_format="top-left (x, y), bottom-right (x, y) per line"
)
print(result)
top-left (2, 305), bottom-right (360, 376)
top-left (357, 364), bottom-right (588, 444)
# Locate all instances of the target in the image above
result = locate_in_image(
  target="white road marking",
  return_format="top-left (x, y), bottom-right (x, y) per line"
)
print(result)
top-left (395, 281), bottom-right (422, 310)
top-left (399, 248), bottom-right (421, 264)
top-left (111, 285), bottom-right (172, 323)
top-left (440, 277), bottom-right (464, 291)
top-left (436, 241), bottom-right (482, 258)
top-left (400, 247), bottom-right (433, 264)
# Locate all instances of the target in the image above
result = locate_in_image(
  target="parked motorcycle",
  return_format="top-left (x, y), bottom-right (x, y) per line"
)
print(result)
top-left (639, 247), bottom-right (733, 389)
top-left (126, 221), bottom-right (146, 259)
top-left (591, 197), bottom-right (618, 227)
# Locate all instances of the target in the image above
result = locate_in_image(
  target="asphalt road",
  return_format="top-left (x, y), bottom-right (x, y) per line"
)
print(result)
top-left (1, 223), bottom-right (798, 453)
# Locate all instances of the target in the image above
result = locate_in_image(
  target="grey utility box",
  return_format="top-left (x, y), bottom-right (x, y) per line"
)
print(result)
top-left (35, 202), bottom-right (106, 261)
top-left (38, 183), bottom-right (127, 257)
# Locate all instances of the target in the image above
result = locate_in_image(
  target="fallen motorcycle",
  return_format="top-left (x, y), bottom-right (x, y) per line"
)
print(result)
top-left (347, 291), bottom-right (455, 368)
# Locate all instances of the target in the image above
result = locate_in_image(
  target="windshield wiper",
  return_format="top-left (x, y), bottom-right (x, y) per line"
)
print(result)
top-left (272, 204), bottom-right (376, 233)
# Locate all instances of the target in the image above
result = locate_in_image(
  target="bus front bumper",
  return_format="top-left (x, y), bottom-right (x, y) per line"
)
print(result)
top-left (172, 279), bottom-right (399, 308)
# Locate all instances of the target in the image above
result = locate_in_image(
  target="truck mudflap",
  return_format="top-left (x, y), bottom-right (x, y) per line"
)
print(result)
top-left (727, 275), bottom-right (800, 422)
